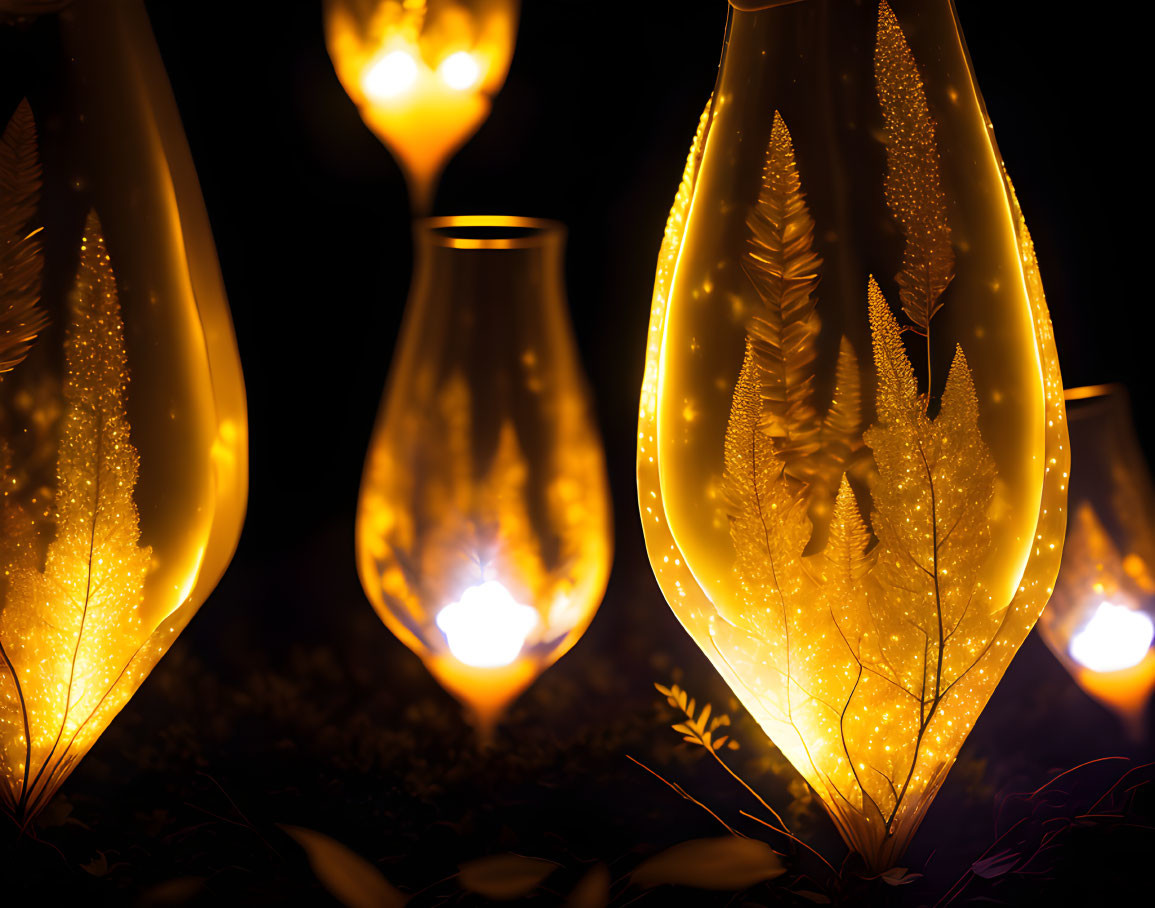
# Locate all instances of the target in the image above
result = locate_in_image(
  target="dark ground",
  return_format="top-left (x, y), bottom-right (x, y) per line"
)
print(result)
top-left (3, 0), bottom-right (1154, 904)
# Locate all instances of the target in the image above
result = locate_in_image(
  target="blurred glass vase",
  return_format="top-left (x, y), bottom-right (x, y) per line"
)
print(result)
top-left (637, 0), bottom-right (1067, 871)
top-left (1039, 385), bottom-right (1155, 741)
top-left (0, 0), bottom-right (247, 823)
top-left (356, 216), bottom-right (611, 738)
top-left (325, 0), bottom-right (520, 213)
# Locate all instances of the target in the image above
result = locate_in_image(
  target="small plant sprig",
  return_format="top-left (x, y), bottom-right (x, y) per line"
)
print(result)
top-left (656, 682), bottom-right (740, 754)
top-left (644, 681), bottom-right (838, 879)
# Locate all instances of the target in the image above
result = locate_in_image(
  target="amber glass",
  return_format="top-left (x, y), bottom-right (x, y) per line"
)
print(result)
top-left (357, 217), bottom-right (611, 737)
top-left (637, 0), bottom-right (1067, 870)
top-left (324, 0), bottom-right (520, 213)
top-left (1038, 386), bottom-right (1155, 741)
top-left (0, 1), bottom-right (247, 823)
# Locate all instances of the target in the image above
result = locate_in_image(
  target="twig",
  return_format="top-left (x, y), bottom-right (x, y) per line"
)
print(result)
top-left (626, 755), bottom-right (742, 838)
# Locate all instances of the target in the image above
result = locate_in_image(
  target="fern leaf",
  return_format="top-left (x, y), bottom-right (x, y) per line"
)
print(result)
top-left (0, 99), bottom-right (48, 373)
top-left (875, 1), bottom-right (954, 334)
top-left (864, 295), bottom-right (995, 699)
top-left (722, 339), bottom-right (810, 640)
top-left (823, 337), bottom-right (863, 456)
top-left (867, 276), bottom-right (918, 424)
top-left (0, 211), bottom-right (152, 817)
top-left (742, 110), bottom-right (823, 471)
top-left (824, 475), bottom-right (874, 590)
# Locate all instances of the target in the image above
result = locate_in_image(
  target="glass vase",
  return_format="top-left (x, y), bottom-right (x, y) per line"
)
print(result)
top-left (637, 0), bottom-right (1067, 871)
top-left (1038, 385), bottom-right (1155, 742)
top-left (0, 0), bottom-right (247, 823)
top-left (356, 216), bottom-right (611, 739)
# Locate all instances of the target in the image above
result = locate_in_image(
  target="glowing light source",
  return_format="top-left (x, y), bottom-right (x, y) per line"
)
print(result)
top-left (324, 0), bottom-right (520, 212)
top-left (436, 581), bottom-right (539, 668)
top-left (439, 51), bottom-right (482, 91)
top-left (1069, 602), bottom-right (1155, 673)
top-left (356, 217), bottom-right (611, 738)
top-left (363, 49), bottom-right (419, 100)
top-left (1039, 386), bottom-right (1155, 740)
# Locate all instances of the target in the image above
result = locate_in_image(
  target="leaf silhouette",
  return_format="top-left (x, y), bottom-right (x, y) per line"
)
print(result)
top-left (0, 98), bottom-right (48, 373)
top-left (458, 853), bottom-right (558, 900)
top-left (282, 825), bottom-right (407, 908)
top-left (631, 837), bottom-right (785, 891)
top-left (875, 0), bottom-right (955, 336)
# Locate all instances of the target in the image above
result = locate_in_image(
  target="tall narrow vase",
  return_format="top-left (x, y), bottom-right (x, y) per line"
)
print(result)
top-left (357, 217), bottom-right (611, 738)
top-left (637, 0), bottom-right (1067, 870)
top-left (0, 0), bottom-right (247, 823)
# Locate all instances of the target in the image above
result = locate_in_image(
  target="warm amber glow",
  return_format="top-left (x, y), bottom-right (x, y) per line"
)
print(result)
top-left (324, 0), bottom-right (519, 212)
top-left (1070, 602), bottom-right (1154, 673)
top-left (1039, 385), bottom-right (1155, 739)
top-left (637, 1), bottom-right (1067, 871)
top-left (0, 1), bottom-right (246, 823)
top-left (357, 217), bottom-right (611, 735)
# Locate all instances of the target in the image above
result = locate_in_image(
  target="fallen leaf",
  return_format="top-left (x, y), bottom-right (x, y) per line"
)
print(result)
top-left (281, 824), bottom-right (406, 908)
top-left (458, 853), bottom-right (558, 901)
top-left (631, 837), bottom-right (785, 891)
top-left (566, 862), bottom-right (611, 908)
top-left (880, 866), bottom-right (922, 887)
top-left (971, 849), bottom-right (1020, 879)
top-left (794, 890), bottom-right (832, 903)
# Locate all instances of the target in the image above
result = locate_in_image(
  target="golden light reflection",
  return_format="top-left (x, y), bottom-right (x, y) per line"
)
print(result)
top-left (324, 0), bottom-right (519, 212)
top-left (637, 2), bottom-right (1067, 871)
top-left (356, 217), bottom-right (611, 737)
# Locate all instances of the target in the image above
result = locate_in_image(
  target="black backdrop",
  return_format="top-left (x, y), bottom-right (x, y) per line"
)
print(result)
top-left (5, 1), bottom-right (1152, 901)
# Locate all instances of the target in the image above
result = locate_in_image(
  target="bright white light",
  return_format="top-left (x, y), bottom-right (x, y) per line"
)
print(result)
top-left (1069, 601), bottom-right (1155, 673)
top-left (438, 51), bottom-right (481, 90)
top-left (364, 50), bottom-right (418, 100)
top-left (436, 580), bottom-right (539, 668)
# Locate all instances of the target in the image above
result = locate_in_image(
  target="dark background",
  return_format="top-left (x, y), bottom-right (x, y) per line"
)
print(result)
top-left (5, 1), bottom-right (1154, 904)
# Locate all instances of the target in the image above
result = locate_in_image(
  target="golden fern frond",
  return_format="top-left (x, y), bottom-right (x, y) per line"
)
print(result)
top-left (823, 475), bottom-right (874, 590)
top-left (722, 339), bottom-right (810, 641)
top-left (866, 276), bottom-right (917, 423)
top-left (742, 110), bottom-right (822, 471)
top-left (1, 211), bottom-right (153, 819)
top-left (823, 337), bottom-right (863, 455)
top-left (0, 99), bottom-right (48, 373)
top-left (875, 0), bottom-right (954, 335)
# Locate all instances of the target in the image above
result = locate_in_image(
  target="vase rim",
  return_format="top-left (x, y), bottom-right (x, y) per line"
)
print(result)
top-left (417, 215), bottom-right (564, 250)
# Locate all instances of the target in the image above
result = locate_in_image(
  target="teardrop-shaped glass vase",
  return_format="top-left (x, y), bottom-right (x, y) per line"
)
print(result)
top-left (357, 216), bottom-right (612, 738)
top-left (0, 1), bottom-right (247, 823)
top-left (637, 0), bottom-right (1067, 870)
top-left (1038, 385), bottom-right (1155, 741)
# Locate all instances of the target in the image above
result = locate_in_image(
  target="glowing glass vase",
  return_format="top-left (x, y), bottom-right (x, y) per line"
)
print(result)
top-left (1038, 386), bottom-right (1155, 742)
top-left (0, 1), bottom-right (247, 824)
top-left (637, 1), bottom-right (1067, 871)
top-left (357, 217), bottom-right (611, 737)
top-left (325, 0), bottom-right (520, 213)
